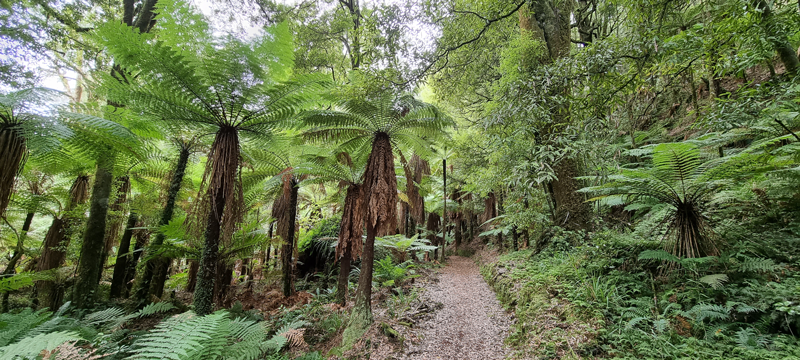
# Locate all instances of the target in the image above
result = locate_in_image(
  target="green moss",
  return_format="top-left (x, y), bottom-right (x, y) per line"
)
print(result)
top-left (339, 301), bottom-right (372, 352)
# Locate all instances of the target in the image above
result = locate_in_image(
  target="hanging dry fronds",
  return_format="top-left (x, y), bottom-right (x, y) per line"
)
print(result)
top-left (0, 127), bottom-right (26, 216)
top-left (281, 328), bottom-right (307, 348)
top-left (187, 127), bottom-right (244, 246)
top-left (337, 184), bottom-right (364, 261)
top-left (271, 169), bottom-right (295, 245)
top-left (362, 133), bottom-right (398, 236)
top-left (69, 175), bottom-right (91, 208)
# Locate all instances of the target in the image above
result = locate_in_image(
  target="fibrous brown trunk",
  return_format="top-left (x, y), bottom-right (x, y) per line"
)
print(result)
top-left (0, 127), bottom-right (26, 218)
top-left (186, 260), bottom-right (198, 292)
top-left (273, 174), bottom-right (299, 298)
top-left (124, 224), bottom-right (148, 297)
top-left (194, 127), bottom-right (239, 316)
top-left (100, 176), bottom-right (130, 279)
top-left (352, 133), bottom-right (397, 319)
top-left (427, 212), bottom-right (441, 259)
top-left (336, 184), bottom-right (364, 305)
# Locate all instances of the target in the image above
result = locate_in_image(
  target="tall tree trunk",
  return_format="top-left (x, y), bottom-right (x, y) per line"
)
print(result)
top-left (100, 176), bottom-right (129, 279)
top-left (346, 133), bottom-right (397, 340)
top-left (73, 153), bottom-right (115, 309)
top-left (109, 212), bottom-right (137, 298)
top-left (441, 158), bottom-right (447, 261)
top-left (454, 213), bottom-right (463, 249)
top-left (521, 1), bottom-right (591, 231)
top-left (278, 178), bottom-right (299, 298)
top-left (194, 127), bottom-right (239, 316)
top-left (124, 224), bottom-right (148, 297)
top-left (186, 260), bottom-right (198, 292)
top-left (336, 184), bottom-right (364, 306)
top-left (37, 175), bottom-right (89, 309)
top-left (194, 178), bottom-right (227, 315)
top-left (336, 249), bottom-right (351, 305)
top-left (134, 143), bottom-right (190, 305)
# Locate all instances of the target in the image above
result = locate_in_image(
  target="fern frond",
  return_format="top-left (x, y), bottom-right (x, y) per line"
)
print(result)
top-left (0, 331), bottom-right (81, 359)
top-left (699, 274), bottom-right (728, 289)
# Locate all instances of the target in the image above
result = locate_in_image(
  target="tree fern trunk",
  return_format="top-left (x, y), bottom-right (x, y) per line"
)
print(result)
top-left (336, 248), bottom-right (351, 306)
top-left (280, 179), bottom-right (299, 298)
top-left (110, 212), bottom-right (137, 298)
top-left (100, 176), bottom-right (130, 277)
top-left (194, 181), bottom-right (226, 315)
top-left (0, 127), bottom-right (26, 218)
top-left (134, 144), bottom-right (190, 305)
top-left (73, 153), bottom-right (115, 309)
top-left (124, 224), bottom-right (148, 297)
top-left (37, 175), bottom-right (89, 309)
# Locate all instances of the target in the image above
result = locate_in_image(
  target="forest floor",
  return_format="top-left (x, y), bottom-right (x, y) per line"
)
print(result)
top-left (400, 255), bottom-right (512, 360)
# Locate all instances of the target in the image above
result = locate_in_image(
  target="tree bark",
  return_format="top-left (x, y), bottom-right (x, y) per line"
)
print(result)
top-left (336, 248), bottom-right (351, 305)
top-left (279, 178), bottom-right (299, 297)
top-left (186, 260), bottom-right (198, 292)
top-left (0, 127), bottom-right (26, 218)
top-left (441, 158), bottom-right (447, 261)
top-left (109, 212), bottom-right (137, 298)
top-left (124, 224), bottom-right (148, 297)
top-left (100, 176), bottom-right (129, 279)
top-left (522, 1), bottom-right (591, 231)
top-left (73, 153), bottom-right (115, 309)
top-left (193, 178), bottom-right (227, 315)
top-left (134, 143), bottom-right (190, 305)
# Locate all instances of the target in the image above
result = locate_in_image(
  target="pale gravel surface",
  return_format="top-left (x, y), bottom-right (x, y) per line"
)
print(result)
top-left (403, 256), bottom-right (512, 360)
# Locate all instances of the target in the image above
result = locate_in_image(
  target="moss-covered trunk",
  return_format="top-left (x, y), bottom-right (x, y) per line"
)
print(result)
top-left (135, 144), bottom-right (190, 305)
top-left (124, 224), bottom-right (148, 297)
top-left (99, 176), bottom-right (130, 277)
top-left (109, 212), bottom-right (137, 298)
top-left (522, 1), bottom-right (591, 231)
top-left (73, 153), bottom-right (115, 309)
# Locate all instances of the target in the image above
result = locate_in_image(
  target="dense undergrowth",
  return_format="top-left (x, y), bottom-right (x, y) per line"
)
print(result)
top-left (483, 217), bottom-right (800, 360)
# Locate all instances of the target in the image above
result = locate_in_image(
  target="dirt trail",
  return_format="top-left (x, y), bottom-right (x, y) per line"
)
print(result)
top-left (403, 256), bottom-right (511, 360)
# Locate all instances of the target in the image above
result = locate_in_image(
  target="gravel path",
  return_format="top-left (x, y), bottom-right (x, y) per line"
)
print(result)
top-left (404, 256), bottom-right (511, 360)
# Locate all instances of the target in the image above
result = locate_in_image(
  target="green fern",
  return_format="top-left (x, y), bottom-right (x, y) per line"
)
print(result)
top-left (0, 308), bottom-right (52, 347)
top-left (699, 274), bottom-right (729, 289)
top-left (0, 331), bottom-right (81, 360)
top-left (130, 311), bottom-right (304, 360)
top-left (637, 249), bottom-right (680, 263)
